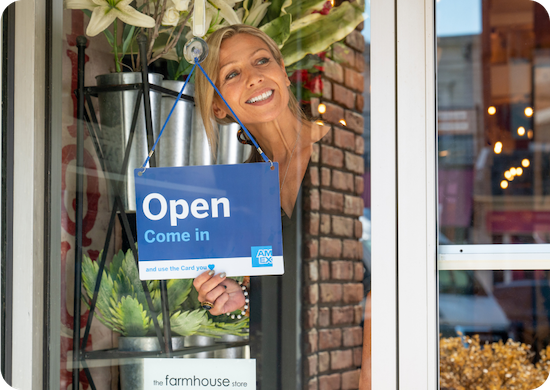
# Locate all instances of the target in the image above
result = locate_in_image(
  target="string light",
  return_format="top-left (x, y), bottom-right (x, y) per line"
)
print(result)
top-left (522, 159), bottom-right (530, 168)
top-left (504, 170), bottom-right (512, 180)
top-left (528, 129), bottom-right (533, 139)
top-left (510, 167), bottom-right (517, 176)
top-left (488, 106), bottom-right (497, 115)
top-left (316, 120), bottom-right (324, 126)
top-left (500, 180), bottom-right (509, 189)
top-left (494, 141), bottom-right (503, 154)
top-left (516, 167), bottom-right (523, 176)
top-left (317, 103), bottom-right (327, 114)
top-left (517, 126), bottom-right (526, 136)
top-left (525, 107), bottom-right (534, 117)
top-left (339, 119), bottom-right (347, 126)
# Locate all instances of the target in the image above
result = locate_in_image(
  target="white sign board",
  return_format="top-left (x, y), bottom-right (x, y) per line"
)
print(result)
top-left (143, 358), bottom-right (256, 389)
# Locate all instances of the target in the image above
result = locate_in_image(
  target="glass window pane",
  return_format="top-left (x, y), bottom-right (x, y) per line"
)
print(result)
top-left (437, 0), bottom-right (550, 245)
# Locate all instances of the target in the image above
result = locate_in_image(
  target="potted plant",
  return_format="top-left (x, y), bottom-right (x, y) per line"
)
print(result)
top-left (81, 249), bottom-right (248, 389)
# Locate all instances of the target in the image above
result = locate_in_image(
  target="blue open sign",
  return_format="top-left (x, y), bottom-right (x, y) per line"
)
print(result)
top-left (134, 163), bottom-right (284, 280)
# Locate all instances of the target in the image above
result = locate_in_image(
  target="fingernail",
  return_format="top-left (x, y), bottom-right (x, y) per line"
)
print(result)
top-left (220, 272), bottom-right (226, 278)
top-left (208, 270), bottom-right (215, 276)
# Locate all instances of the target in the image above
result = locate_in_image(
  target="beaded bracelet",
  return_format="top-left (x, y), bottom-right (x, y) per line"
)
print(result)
top-left (226, 280), bottom-right (249, 319)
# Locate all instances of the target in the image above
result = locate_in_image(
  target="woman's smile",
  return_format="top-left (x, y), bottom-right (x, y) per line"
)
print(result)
top-left (246, 89), bottom-right (274, 104)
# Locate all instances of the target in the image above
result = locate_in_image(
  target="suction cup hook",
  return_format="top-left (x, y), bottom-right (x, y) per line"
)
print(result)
top-left (184, 37), bottom-right (209, 64)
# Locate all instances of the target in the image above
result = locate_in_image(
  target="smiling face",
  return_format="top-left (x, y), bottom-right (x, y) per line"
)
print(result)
top-left (212, 33), bottom-right (292, 126)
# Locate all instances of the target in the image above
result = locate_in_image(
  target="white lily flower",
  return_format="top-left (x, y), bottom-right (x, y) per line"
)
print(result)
top-left (243, 0), bottom-right (270, 27)
top-left (208, 0), bottom-right (242, 26)
top-left (162, 6), bottom-right (180, 26)
top-left (172, 0), bottom-right (191, 11)
top-left (64, 0), bottom-right (156, 37)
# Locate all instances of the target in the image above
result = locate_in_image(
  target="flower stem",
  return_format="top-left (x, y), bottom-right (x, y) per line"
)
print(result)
top-left (113, 20), bottom-right (121, 72)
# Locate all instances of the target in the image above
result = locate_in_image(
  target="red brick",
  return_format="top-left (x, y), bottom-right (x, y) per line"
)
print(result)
top-left (354, 305), bottom-right (364, 325)
top-left (355, 175), bottom-right (364, 195)
top-left (305, 166), bottom-right (320, 187)
top-left (307, 284), bottom-right (319, 305)
top-left (307, 377), bottom-right (318, 390)
top-left (319, 260), bottom-right (330, 280)
top-left (354, 262), bottom-right (364, 282)
top-left (356, 93), bottom-right (364, 111)
top-left (353, 347), bottom-right (363, 366)
top-left (355, 52), bottom-right (369, 74)
top-left (321, 190), bottom-right (344, 213)
top-left (312, 143), bottom-right (320, 163)
top-left (324, 58), bottom-right (344, 83)
top-left (330, 350), bottom-right (353, 370)
top-left (344, 195), bottom-right (363, 216)
top-left (334, 128), bottom-right (356, 151)
top-left (304, 189), bottom-right (320, 211)
top-left (342, 239), bottom-right (362, 260)
top-left (319, 307), bottom-right (330, 327)
top-left (342, 369), bottom-right (361, 390)
top-left (305, 306), bottom-right (318, 329)
top-left (307, 260), bottom-right (319, 282)
top-left (343, 283), bottom-right (363, 304)
top-left (345, 68), bottom-right (364, 93)
top-left (319, 328), bottom-right (342, 350)
top-left (346, 30), bottom-right (365, 52)
top-left (322, 78), bottom-right (332, 100)
top-left (345, 152), bottom-right (364, 175)
top-left (355, 135), bottom-right (364, 155)
top-left (311, 97), bottom-right (320, 116)
top-left (343, 326), bottom-right (363, 347)
top-left (333, 84), bottom-right (355, 109)
top-left (331, 260), bottom-right (354, 280)
top-left (332, 216), bottom-right (354, 237)
top-left (321, 145), bottom-right (344, 168)
top-left (321, 214), bottom-right (331, 235)
top-left (320, 237), bottom-right (342, 258)
top-left (332, 171), bottom-right (354, 192)
top-left (318, 374), bottom-right (341, 390)
top-left (333, 43), bottom-right (355, 68)
top-left (332, 306), bottom-right (354, 325)
top-left (345, 110), bottom-right (364, 134)
top-left (304, 238), bottom-right (319, 259)
top-left (354, 219), bottom-right (363, 239)
top-left (319, 351), bottom-right (330, 373)
top-left (323, 103), bottom-right (345, 126)
top-left (320, 283), bottom-right (343, 303)
top-left (305, 329), bottom-right (319, 353)
top-left (321, 167), bottom-right (331, 187)
top-left (305, 213), bottom-right (320, 236)
top-left (305, 354), bottom-right (318, 376)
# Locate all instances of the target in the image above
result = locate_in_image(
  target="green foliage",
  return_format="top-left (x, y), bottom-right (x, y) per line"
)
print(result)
top-left (81, 249), bottom-right (247, 338)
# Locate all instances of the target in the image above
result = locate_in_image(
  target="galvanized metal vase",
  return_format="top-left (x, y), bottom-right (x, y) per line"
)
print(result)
top-left (217, 123), bottom-right (251, 164)
top-left (189, 105), bottom-right (216, 166)
top-left (158, 80), bottom-right (195, 167)
top-left (96, 72), bottom-right (164, 211)
top-left (118, 336), bottom-right (185, 390)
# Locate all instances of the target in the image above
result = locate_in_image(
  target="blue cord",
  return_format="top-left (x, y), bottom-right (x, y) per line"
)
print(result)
top-left (195, 60), bottom-right (270, 164)
top-left (141, 62), bottom-right (197, 170)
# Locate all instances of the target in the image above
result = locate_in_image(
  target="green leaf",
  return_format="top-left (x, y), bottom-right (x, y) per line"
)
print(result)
top-left (285, 0), bottom-right (325, 20)
top-left (112, 296), bottom-right (150, 337)
top-left (262, 0), bottom-right (292, 24)
top-left (281, 1), bottom-right (364, 66)
top-left (197, 316), bottom-right (249, 337)
top-left (121, 25), bottom-right (136, 56)
top-left (166, 279), bottom-right (193, 312)
top-left (260, 14), bottom-right (292, 48)
top-left (285, 53), bottom-right (323, 73)
top-left (81, 253), bottom-right (114, 322)
top-left (166, 309), bottom-right (206, 336)
top-left (121, 249), bottom-right (147, 307)
top-left (109, 249), bottom-right (124, 277)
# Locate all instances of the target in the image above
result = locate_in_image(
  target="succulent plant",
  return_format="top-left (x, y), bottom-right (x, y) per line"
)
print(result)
top-left (82, 249), bottom-right (248, 337)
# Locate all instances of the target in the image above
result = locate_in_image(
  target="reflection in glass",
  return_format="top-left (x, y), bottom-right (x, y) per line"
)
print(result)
top-left (437, 0), bottom-right (550, 244)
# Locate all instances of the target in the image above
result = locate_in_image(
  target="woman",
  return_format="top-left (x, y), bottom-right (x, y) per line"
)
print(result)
top-left (193, 24), bottom-right (328, 315)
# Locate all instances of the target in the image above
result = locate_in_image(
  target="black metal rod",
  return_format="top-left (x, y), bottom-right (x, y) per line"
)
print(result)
top-left (82, 111), bottom-right (106, 172)
top-left (83, 83), bottom-right (194, 102)
top-left (81, 90), bottom-right (144, 350)
top-left (137, 34), bottom-right (156, 167)
top-left (160, 280), bottom-right (173, 356)
top-left (81, 359), bottom-right (97, 390)
top-left (73, 35), bottom-right (87, 390)
top-left (85, 93), bottom-right (102, 138)
top-left (115, 195), bottom-right (165, 348)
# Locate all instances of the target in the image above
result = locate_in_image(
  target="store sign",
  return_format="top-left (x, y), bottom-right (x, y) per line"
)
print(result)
top-left (134, 164), bottom-right (284, 280)
top-left (143, 358), bottom-right (256, 389)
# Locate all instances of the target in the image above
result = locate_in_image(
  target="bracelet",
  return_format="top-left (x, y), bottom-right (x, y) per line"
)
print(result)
top-left (226, 279), bottom-right (249, 319)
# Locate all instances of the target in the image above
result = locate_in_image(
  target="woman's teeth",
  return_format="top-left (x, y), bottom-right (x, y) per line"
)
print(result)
top-left (247, 90), bottom-right (273, 104)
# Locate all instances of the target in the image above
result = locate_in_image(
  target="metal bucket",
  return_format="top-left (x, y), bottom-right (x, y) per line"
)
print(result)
top-left (158, 80), bottom-right (195, 167)
top-left (118, 336), bottom-right (184, 390)
top-left (213, 334), bottom-right (246, 358)
top-left (96, 72), bottom-right (164, 211)
top-left (189, 105), bottom-right (216, 165)
top-left (217, 123), bottom-right (247, 164)
top-left (183, 335), bottom-right (215, 358)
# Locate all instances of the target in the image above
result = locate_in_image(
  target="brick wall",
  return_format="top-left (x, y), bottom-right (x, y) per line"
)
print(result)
top-left (302, 25), bottom-right (366, 390)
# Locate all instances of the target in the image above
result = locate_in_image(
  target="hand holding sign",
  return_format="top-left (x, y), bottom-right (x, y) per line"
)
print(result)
top-left (193, 270), bottom-right (246, 315)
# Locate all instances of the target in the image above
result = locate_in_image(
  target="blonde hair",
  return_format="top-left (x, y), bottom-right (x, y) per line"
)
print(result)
top-left (195, 24), bottom-right (306, 159)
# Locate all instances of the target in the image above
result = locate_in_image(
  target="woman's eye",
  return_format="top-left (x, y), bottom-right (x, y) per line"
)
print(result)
top-left (225, 71), bottom-right (239, 80)
top-left (257, 57), bottom-right (270, 65)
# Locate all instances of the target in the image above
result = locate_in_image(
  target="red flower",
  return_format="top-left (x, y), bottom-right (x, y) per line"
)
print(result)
top-left (304, 75), bottom-right (323, 95)
top-left (312, 1), bottom-right (332, 15)
top-left (289, 69), bottom-right (309, 83)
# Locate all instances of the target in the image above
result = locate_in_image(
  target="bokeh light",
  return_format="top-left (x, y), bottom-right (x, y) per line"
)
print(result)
top-left (488, 106), bottom-right (497, 115)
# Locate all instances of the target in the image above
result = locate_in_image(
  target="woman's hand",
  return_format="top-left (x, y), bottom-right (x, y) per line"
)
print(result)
top-left (193, 270), bottom-right (246, 316)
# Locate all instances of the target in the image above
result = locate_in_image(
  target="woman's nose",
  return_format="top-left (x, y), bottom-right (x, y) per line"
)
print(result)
top-left (246, 69), bottom-right (264, 88)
